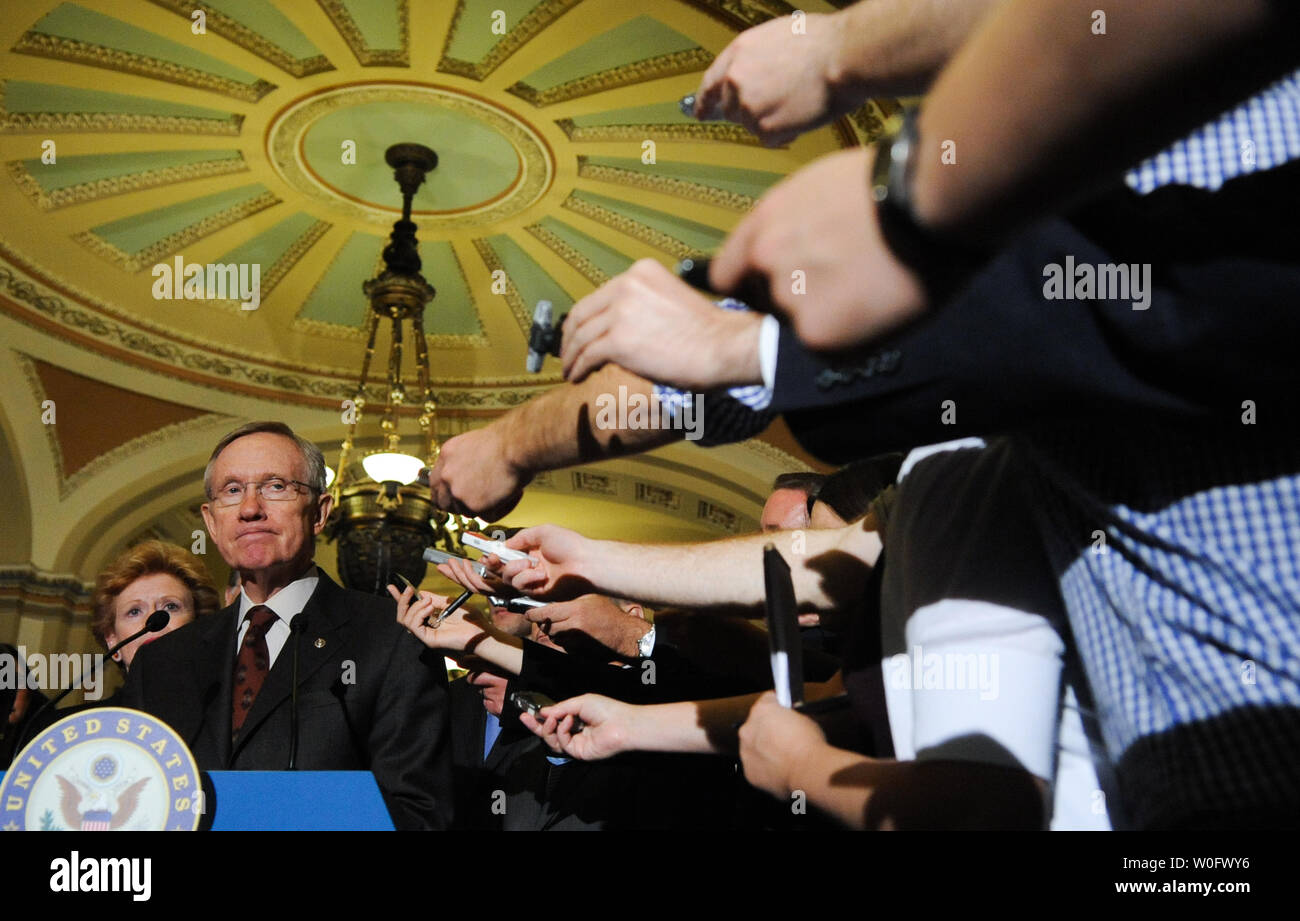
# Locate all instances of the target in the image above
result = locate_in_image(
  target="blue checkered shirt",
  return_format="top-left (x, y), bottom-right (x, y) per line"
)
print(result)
top-left (1126, 68), bottom-right (1300, 193)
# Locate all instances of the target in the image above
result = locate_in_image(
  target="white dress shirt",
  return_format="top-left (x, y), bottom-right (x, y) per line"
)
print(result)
top-left (234, 565), bottom-right (320, 668)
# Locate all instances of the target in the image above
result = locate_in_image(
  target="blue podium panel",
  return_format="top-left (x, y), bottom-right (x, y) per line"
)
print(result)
top-left (207, 771), bottom-right (394, 831)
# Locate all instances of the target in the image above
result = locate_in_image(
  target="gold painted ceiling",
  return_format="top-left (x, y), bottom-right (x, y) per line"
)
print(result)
top-left (0, 0), bottom-right (887, 594)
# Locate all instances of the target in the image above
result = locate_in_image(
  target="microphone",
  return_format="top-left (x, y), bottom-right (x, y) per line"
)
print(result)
top-left (287, 615), bottom-right (309, 770)
top-left (522, 255), bottom-right (738, 376)
top-left (15, 610), bottom-right (171, 753)
top-left (525, 300), bottom-right (565, 373)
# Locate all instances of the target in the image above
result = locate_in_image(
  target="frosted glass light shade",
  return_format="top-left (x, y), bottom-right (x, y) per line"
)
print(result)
top-left (362, 452), bottom-right (423, 485)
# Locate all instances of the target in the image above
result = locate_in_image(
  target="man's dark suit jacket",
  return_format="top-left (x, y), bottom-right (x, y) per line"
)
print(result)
top-left (122, 571), bottom-right (453, 830)
top-left (449, 677), bottom-right (557, 830)
top-left (760, 162), bottom-right (1300, 464)
top-left (450, 677), bottom-right (738, 830)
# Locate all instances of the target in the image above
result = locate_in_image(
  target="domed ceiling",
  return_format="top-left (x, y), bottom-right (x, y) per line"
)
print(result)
top-left (0, 0), bottom-right (895, 588)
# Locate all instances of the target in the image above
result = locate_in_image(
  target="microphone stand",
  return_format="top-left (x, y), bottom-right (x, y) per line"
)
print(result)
top-left (12, 610), bottom-right (171, 755)
top-left (287, 615), bottom-right (308, 770)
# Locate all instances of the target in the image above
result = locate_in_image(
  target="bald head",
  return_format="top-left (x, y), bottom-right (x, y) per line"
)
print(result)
top-left (761, 487), bottom-right (811, 531)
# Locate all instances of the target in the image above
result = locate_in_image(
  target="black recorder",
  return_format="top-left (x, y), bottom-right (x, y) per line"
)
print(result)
top-left (509, 690), bottom-right (585, 734)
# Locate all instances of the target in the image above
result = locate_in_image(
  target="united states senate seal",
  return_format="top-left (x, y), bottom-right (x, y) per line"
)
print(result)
top-left (1, 707), bottom-right (201, 831)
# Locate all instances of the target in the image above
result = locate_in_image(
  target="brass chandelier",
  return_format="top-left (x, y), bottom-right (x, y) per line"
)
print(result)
top-left (325, 143), bottom-right (473, 593)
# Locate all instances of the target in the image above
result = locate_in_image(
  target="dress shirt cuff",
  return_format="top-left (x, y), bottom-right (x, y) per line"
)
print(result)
top-left (758, 313), bottom-right (779, 393)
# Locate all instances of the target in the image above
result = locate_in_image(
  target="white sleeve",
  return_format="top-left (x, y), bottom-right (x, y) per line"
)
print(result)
top-left (757, 314), bottom-right (779, 392)
top-left (901, 599), bottom-right (1064, 781)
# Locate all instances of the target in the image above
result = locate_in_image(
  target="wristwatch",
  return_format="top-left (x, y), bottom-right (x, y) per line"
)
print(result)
top-left (636, 624), bottom-right (656, 659)
top-left (869, 107), bottom-right (982, 281)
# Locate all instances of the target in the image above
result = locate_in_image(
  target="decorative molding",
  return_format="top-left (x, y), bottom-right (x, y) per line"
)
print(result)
top-left (433, 389), bottom-right (542, 408)
top-left (11, 31), bottom-right (276, 103)
top-left (572, 471), bottom-right (617, 496)
top-left (58, 412), bottom-right (232, 501)
top-left (849, 101), bottom-right (891, 145)
top-left (696, 498), bottom-right (739, 532)
top-left (577, 156), bottom-right (755, 211)
top-left (193, 217), bottom-right (333, 313)
top-left (292, 220), bottom-right (488, 347)
top-left (19, 351), bottom-right (234, 500)
top-left (73, 190), bottom-right (281, 272)
top-left (0, 565), bottom-right (93, 610)
top-left (471, 238), bottom-right (533, 335)
top-left (2, 248), bottom-right (567, 415)
top-left (509, 48), bottom-right (714, 107)
top-left (523, 222), bottom-right (608, 287)
top-left (561, 193), bottom-right (703, 261)
top-left (0, 81), bottom-right (243, 136)
top-left (635, 482), bottom-right (680, 511)
top-left (267, 84), bottom-right (552, 230)
top-left (0, 255), bottom-right (561, 407)
top-left (679, 0), bottom-right (795, 30)
top-left (319, 226), bottom-right (493, 347)
top-left (737, 436), bottom-right (815, 473)
top-left (255, 217), bottom-right (332, 301)
top-left (555, 117), bottom-right (760, 146)
top-left (316, 0), bottom-right (410, 67)
top-left (291, 315), bottom-right (491, 351)
top-left (875, 97), bottom-right (903, 119)
top-left (438, 0), bottom-right (582, 81)
top-left (145, 0), bottom-right (334, 77)
top-left (0, 258), bottom-right (350, 401)
top-left (6, 155), bottom-right (249, 212)
top-left (17, 352), bottom-right (66, 495)
top-left (424, 236), bottom-right (490, 345)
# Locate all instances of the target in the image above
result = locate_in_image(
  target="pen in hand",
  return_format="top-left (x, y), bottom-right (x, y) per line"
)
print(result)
top-left (395, 572), bottom-right (473, 629)
top-left (431, 589), bottom-right (473, 628)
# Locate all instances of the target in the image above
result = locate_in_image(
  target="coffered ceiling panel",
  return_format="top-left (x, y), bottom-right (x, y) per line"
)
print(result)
top-left (0, 0), bottom-right (893, 412)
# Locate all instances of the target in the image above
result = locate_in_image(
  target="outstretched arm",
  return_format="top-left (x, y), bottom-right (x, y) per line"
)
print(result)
top-left (711, 0), bottom-right (1300, 353)
top-left (496, 518), bottom-right (881, 615)
top-left (695, 0), bottom-right (1002, 145)
top-left (914, 0), bottom-right (1300, 242)
top-left (426, 365), bottom-right (677, 519)
top-left (389, 585), bottom-right (525, 675)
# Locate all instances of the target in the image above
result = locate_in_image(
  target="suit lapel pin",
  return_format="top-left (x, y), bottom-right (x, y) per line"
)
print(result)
top-left (314, 638), bottom-right (326, 649)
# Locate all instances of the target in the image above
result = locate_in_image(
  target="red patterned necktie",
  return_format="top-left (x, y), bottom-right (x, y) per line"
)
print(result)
top-left (232, 605), bottom-right (277, 737)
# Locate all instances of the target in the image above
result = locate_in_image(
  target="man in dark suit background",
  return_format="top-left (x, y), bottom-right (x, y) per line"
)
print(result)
top-left (445, 597), bottom-right (738, 830)
top-left (123, 421), bottom-right (452, 830)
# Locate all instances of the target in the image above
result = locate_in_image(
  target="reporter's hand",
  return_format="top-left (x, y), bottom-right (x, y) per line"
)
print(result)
top-left (435, 556), bottom-right (509, 595)
top-left (518, 694), bottom-right (637, 761)
top-left (525, 594), bottom-right (649, 659)
top-left (711, 147), bottom-right (928, 351)
top-left (560, 259), bottom-right (762, 388)
top-left (737, 691), bottom-right (827, 798)
top-left (494, 525), bottom-right (597, 599)
top-left (426, 425), bottom-right (529, 520)
top-left (389, 583), bottom-right (487, 652)
top-left (695, 11), bottom-right (856, 146)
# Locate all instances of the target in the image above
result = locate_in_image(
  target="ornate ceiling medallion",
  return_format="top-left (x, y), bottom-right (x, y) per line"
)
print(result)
top-left (266, 82), bottom-right (555, 231)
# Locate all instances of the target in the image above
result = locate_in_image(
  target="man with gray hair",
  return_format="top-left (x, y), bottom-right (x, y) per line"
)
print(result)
top-left (124, 421), bottom-right (453, 829)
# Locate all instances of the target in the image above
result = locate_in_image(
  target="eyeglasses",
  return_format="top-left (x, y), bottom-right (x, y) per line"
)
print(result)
top-left (208, 478), bottom-right (317, 507)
